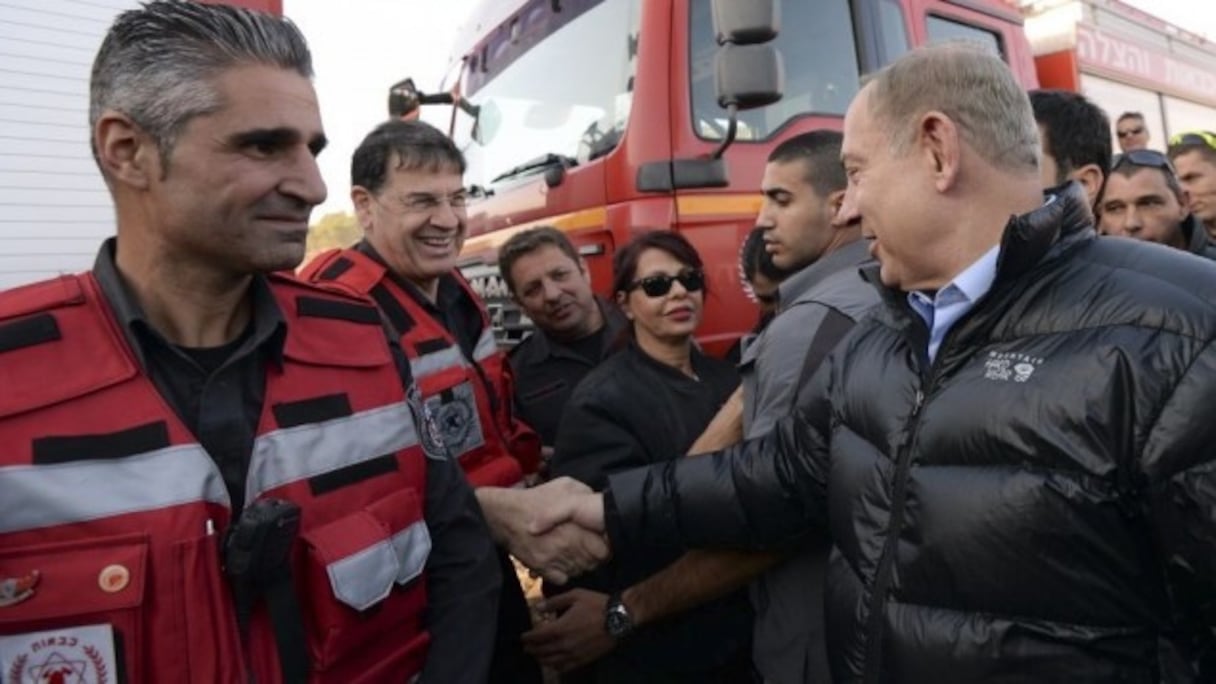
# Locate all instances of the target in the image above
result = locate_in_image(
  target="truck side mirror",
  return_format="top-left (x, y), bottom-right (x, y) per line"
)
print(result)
top-left (473, 99), bottom-right (503, 147)
top-left (636, 0), bottom-right (783, 191)
top-left (715, 44), bottom-right (783, 110)
top-left (708, 0), bottom-right (782, 160)
top-left (711, 0), bottom-right (779, 45)
top-left (387, 78), bottom-right (422, 119)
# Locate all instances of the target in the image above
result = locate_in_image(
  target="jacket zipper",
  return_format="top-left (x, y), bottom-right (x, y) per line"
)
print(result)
top-left (862, 383), bottom-right (926, 683)
top-left (858, 251), bottom-right (1024, 679)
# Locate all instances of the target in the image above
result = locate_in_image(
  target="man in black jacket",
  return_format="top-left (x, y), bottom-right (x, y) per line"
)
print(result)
top-left (529, 42), bottom-right (1216, 682)
top-left (499, 226), bottom-right (628, 449)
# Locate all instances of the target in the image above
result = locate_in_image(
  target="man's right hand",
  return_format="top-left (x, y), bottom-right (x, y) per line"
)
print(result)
top-left (476, 478), bottom-right (608, 584)
top-left (526, 479), bottom-right (606, 537)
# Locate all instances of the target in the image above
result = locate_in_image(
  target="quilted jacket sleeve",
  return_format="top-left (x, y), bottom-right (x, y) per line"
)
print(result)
top-left (603, 353), bottom-right (837, 555)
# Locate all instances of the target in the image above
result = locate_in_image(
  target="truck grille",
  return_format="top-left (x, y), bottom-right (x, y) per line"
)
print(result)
top-left (460, 261), bottom-right (534, 348)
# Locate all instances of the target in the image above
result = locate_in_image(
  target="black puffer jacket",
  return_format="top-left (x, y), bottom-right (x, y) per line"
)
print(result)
top-left (604, 183), bottom-right (1216, 682)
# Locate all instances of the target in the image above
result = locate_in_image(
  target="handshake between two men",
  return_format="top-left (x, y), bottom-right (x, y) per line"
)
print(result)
top-left (477, 477), bottom-right (608, 585)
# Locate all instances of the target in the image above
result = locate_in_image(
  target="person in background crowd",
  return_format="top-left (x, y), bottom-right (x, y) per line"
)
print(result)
top-left (520, 132), bottom-right (876, 684)
top-left (0, 3), bottom-right (501, 682)
top-left (1099, 149), bottom-right (1216, 259)
top-left (1116, 111), bottom-right (1151, 152)
top-left (1168, 130), bottom-right (1216, 239)
top-left (532, 42), bottom-right (1216, 682)
top-left (540, 231), bottom-right (753, 683)
top-left (726, 227), bottom-right (791, 364)
top-left (740, 129), bottom-right (879, 684)
top-left (499, 226), bottom-right (627, 450)
top-left (1029, 89), bottom-right (1111, 208)
top-left (301, 120), bottom-right (601, 683)
top-left (741, 226), bottom-right (788, 322)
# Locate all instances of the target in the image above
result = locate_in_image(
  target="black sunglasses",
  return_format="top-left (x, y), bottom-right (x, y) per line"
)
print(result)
top-left (628, 269), bottom-right (705, 297)
top-left (1117, 126), bottom-right (1145, 138)
top-left (1111, 149), bottom-right (1175, 174)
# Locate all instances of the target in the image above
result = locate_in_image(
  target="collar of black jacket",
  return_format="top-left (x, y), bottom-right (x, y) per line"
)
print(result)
top-left (860, 180), bottom-right (1095, 302)
top-left (1180, 213), bottom-right (1216, 259)
top-left (512, 297), bottom-right (627, 366)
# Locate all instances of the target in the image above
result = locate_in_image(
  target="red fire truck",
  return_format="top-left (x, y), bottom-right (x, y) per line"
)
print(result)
top-left (405, 0), bottom-right (1039, 355)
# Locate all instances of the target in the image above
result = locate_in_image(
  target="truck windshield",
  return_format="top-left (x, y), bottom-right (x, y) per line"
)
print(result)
top-left (690, 0), bottom-right (862, 140)
top-left (455, 0), bottom-right (639, 188)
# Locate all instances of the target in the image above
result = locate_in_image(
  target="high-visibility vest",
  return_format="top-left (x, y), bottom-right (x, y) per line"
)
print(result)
top-left (301, 249), bottom-right (540, 487)
top-left (0, 272), bottom-right (433, 683)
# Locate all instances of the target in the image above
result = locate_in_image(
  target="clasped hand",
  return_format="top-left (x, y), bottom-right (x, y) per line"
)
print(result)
top-left (478, 477), bottom-right (609, 584)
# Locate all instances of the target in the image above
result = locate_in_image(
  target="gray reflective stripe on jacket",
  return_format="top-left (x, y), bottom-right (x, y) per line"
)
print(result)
top-left (472, 328), bottom-right (498, 362)
top-left (327, 520), bottom-right (432, 611)
top-left (411, 346), bottom-right (467, 381)
top-left (246, 400), bottom-right (419, 501)
top-left (0, 444), bottom-right (229, 534)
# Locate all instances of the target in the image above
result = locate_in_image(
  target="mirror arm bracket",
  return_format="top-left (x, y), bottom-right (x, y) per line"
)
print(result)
top-left (710, 104), bottom-right (739, 160)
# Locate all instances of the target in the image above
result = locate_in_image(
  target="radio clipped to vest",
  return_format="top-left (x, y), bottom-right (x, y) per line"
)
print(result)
top-left (224, 498), bottom-right (310, 684)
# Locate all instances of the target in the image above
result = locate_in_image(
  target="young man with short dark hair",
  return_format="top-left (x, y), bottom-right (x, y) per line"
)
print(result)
top-left (1029, 89), bottom-right (1111, 207)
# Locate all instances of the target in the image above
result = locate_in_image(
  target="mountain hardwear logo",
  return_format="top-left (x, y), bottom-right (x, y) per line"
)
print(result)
top-left (984, 351), bottom-right (1043, 382)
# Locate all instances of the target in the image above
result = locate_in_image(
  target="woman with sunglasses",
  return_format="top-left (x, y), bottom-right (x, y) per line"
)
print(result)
top-left (539, 231), bottom-right (753, 683)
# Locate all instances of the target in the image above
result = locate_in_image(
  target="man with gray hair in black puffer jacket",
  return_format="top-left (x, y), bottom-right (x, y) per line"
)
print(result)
top-left (526, 42), bottom-right (1216, 682)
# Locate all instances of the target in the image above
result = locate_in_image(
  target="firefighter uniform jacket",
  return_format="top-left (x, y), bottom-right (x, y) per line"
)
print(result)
top-left (301, 244), bottom-right (540, 488)
top-left (0, 271), bottom-right (442, 683)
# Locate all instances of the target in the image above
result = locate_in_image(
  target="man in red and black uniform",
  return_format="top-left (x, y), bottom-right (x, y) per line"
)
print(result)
top-left (301, 120), bottom-right (550, 683)
top-left (304, 121), bottom-right (540, 490)
top-left (0, 3), bottom-right (499, 682)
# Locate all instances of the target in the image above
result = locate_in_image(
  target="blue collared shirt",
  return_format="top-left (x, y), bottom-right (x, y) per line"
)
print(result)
top-left (907, 244), bottom-right (1000, 363)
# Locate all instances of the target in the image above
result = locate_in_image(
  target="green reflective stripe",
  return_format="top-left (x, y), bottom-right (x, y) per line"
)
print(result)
top-left (410, 347), bottom-right (466, 380)
top-left (0, 444), bottom-right (228, 534)
top-left (247, 401), bottom-right (419, 500)
top-left (327, 520), bottom-right (430, 611)
top-left (473, 329), bottom-right (498, 362)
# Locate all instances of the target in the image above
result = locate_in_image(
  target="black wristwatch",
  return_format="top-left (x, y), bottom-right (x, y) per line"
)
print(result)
top-left (604, 592), bottom-right (635, 640)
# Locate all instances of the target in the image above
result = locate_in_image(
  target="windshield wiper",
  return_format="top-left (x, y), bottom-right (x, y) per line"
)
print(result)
top-left (491, 153), bottom-right (577, 184)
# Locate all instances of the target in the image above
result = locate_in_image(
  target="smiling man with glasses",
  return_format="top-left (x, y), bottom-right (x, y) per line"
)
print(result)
top-left (1099, 149), bottom-right (1216, 260)
top-left (1168, 130), bottom-right (1216, 239)
top-left (301, 119), bottom-right (569, 684)
top-left (1115, 111), bottom-right (1151, 152)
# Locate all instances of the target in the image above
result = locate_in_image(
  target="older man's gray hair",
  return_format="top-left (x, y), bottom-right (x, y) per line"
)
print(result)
top-left (868, 41), bottom-right (1040, 175)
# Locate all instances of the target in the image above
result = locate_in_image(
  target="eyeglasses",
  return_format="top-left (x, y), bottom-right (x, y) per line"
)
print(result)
top-left (628, 269), bottom-right (705, 297)
top-left (1111, 149), bottom-right (1176, 175)
top-left (1168, 130), bottom-right (1216, 151)
top-left (376, 191), bottom-right (469, 216)
top-left (1117, 126), bottom-right (1145, 139)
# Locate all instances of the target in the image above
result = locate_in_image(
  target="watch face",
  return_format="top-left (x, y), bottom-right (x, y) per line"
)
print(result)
top-left (605, 604), bottom-right (632, 638)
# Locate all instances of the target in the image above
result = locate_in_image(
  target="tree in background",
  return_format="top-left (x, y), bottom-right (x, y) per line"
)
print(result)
top-left (303, 211), bottom-right (362, 268)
